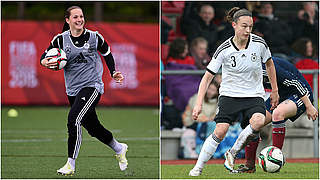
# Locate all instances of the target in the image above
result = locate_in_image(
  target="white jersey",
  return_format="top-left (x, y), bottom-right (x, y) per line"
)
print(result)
top-left (207, 33), bottom-right (271, 98)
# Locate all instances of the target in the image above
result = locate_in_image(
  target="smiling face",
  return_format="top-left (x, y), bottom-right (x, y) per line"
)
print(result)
top-left (66, 8), bottom-right (85, 31)
top-left (232, 16), bottom-right (253, 41)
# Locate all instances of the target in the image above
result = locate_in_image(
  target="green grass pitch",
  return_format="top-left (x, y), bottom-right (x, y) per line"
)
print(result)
top-left (161, 163), bottom-right (319, 179)
top-left (2, 106), bottom-right (159, 179)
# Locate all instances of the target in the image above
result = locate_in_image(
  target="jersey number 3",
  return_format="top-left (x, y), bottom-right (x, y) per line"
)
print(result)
top-left (231, 56), bottom-right (236, 67)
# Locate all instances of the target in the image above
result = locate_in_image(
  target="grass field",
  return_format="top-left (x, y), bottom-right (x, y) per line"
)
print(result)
top-left (161, 163), bottom-right (319, 179)
top-left (2, 106), bottom-right (159, 179)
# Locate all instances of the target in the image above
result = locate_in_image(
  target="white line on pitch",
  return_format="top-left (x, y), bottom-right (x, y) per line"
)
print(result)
top-left (2, 139), bottom-right (52, 142)
top-left (2, 137), bottom-right (158, 143)
top-left (2, 129), bottom-right (122, 134)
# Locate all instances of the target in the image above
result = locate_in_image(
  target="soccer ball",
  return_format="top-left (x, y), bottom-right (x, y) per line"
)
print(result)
top-left (258, 146), bottom-right (285, 173)
top-left (45, 48), bottom-right (67, 70)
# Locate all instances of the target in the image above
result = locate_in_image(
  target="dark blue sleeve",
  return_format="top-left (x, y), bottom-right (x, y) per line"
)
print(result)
top-left (275, 63), bottom-right (308, 98)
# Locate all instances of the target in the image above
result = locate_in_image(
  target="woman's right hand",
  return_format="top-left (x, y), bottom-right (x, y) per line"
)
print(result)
top-left (192, 104), bottom-right (202, 121)
top-left (112, 71), bottom-right (124, 83)
top-left (41, 57), bottom-right (58, 70)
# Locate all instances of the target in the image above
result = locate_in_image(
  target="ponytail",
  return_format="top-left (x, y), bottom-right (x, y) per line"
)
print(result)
top-left (226, 7), bottom-right (241, 23)
top-left (62, 21), bottom-right (70, 32)
top-left (226, 7), bottom-right (252, 23)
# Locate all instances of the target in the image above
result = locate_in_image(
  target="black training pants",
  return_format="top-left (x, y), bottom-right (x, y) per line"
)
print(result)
top-left (67, 87), bottom-right (113, 158)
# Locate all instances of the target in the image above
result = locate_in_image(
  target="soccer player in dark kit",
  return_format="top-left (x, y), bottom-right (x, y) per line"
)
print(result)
top-left (236, 57), bottom-right (318, 173)
top-left (40, 6), bottom-right (127, 175)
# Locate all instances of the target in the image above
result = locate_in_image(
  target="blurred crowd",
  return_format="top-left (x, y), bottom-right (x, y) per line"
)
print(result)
top-left (160, 1), bottom-right (318, 159)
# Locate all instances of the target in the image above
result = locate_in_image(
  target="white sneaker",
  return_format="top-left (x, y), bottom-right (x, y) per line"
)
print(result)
top-left (189, 167), bottom-right (202, 176)
top-left (224, 149), bottom-right (235, 171)
top-left (115, 143), bottom-right (128, 171)
top-left (57, 161), bottom-right (75, 176)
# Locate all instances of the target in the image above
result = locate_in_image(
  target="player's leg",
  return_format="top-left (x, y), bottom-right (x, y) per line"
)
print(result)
top-left (189, 123), bottom-right (229, 176)
top-left (190, 96), bottom-right (235, 176)
top-left (226, 113), bottom-right (263, 169)
top-left (248, 111), bottom-right (272, 166)
top-left (82, 110), bottom-right (119, 152)
top-left (272, 99), bottom-right (297, 149)
top-left (238, 110), bottom-right (272, 172)
top-left (226, 97), bottom-right (266, 171)
top-left (82, 110), bottom-right (128, 171)
top-left (57, 87), bottom-right (100, 175)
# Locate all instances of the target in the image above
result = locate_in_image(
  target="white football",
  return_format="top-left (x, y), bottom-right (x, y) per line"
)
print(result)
top-left (258, 146), bottom-right (285, 173)
top-left (45, 48), bottom-right (67, 70)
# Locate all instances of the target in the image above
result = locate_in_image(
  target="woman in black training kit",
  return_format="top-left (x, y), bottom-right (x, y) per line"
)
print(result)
top-left (40, 6), bottom-right (127, 175)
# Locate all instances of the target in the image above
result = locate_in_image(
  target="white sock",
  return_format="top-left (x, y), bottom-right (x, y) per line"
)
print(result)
top-left (108, 138), bottom-right (123, 154)
top-left (67, 157), bottom-right (75, 170)
top-left (194, 134), bottom-right (221, 170)
top-left (230, 124), bottom-right (256, 156)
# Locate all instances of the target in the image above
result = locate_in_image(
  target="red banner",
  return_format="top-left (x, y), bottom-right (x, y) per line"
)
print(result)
top-left (1, 21), bottom-right (159, 106)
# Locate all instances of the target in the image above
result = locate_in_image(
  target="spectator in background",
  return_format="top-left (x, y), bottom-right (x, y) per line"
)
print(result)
top-left (166, 38), bottom-right (195, 65)
top-left (182, 4), bottom-right (219, 56)
top-left (190, 37), bottom-right (211, 70)
top-left (182, 80), bottom-right (220, 131)
top-left (253, 2), bottom-right (293, 56)
top-left (180, 80), bottom-right (219, 159)
top-left (291, 38), bottom-right (318, 63)
top-left (289, 2), bottom-right (319, 48)
top-left (162, 38), bottom-right (201, 129)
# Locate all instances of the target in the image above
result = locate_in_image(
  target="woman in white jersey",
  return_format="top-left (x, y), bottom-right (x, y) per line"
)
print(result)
top-left (40, 6), bottom-right (127, 176)
top-left (189, 7), bottom-right (279, 176)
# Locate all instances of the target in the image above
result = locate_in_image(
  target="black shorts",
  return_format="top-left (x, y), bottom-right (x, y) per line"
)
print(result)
top-left (214, 96), bottom-right (266, 128)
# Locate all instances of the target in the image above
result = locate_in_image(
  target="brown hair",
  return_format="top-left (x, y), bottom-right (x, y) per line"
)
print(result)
top-left (167, 38), bottom-right (188, 59)
top-left (291, 38), bottom-right (314, 57)
top-left (204, 80), bottom-right (220, 102)
top-left (62, 6), bottom-right (83, 32)
top-left (226, 7), bottom-right (252, 23)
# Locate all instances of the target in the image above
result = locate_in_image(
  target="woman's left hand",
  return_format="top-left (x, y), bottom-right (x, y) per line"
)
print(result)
top-left (112, 71), bottom-right (124, 83)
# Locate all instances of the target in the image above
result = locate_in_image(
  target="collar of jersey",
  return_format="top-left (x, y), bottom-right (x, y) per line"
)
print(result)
top-left (68, 28), bottom-right (87, 38)
top-left (67, 29), bottom-right (89, 49)
top-left (230, 35), bottom-right (250, 51)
